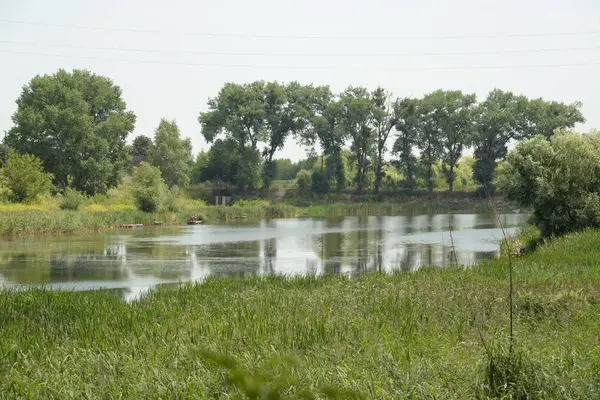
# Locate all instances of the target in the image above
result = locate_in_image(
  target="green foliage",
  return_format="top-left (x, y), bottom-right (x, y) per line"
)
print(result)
top-left (59, 187), bottom-right (86, 211)
top-left (130, 162), bottom-right (167, 212)
top-left (480, 346), bottom-right (551, 399)
top-left (8, 69), bottom-right (136, 195)
top-left (393, 98), bottom-right (420, 190)
top-left (130, 135), bottom-right (153, 167)
top-left (273, 158), bottom-right (301, 180)
top-left (339, 86), bottom-right (376, 194)
top-left (199, 138), bottom-right (240, 185)
top-left (473, 89), bottom-right (585, 190)
top-left (295, 169), bottom-right (312, 192)
top-left (151, 119), bottom-right (193, 188)
top-left (311, 170), bottom-right (330, 195)
top-left (501, 130), bottom-right (600, 237)
top-left (1, 151), bottom-right (53, 203)
top-left (190, 150), bottom-right (210, 184)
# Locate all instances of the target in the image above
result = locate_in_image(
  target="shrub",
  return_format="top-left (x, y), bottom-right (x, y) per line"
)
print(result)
top-left (501, 130), bottom-right (600, 237)
top-left (1, 151), bottom-right (53, 203)
top-left (130, 162), bottom-right (167, 212)
top-left (311, 170), bottom-right (329, 195)
top-left (59, 188), bottom-right (86, 210)
top-left (295, 169), bottom-right (312, 191)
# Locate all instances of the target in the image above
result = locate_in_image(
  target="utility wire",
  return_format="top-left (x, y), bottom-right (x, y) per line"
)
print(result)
top-left (2, 49), bottom-right (600, 70)
top-left (1, 19), bottom-right (600, 41)
top-left (2, 39), bottom-right (600, 58)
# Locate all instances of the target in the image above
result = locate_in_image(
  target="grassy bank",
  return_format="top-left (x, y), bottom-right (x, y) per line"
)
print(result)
top-left (0, 195), bottom-right (507, 236)
top-left (0, 230), bottom-right (598, 398)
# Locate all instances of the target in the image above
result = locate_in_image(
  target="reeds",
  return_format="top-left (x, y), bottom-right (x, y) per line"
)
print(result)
top-left (0, 230), bottom-right (598, 398)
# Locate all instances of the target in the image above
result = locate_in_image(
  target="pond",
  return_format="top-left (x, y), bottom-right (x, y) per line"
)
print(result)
top-left (0, 213), bottom-right (528, 300)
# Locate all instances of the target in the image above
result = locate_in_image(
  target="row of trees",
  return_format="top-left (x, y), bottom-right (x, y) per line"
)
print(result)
top-left (197, 82), bottom-right (584, 194)
top-left (1, 69), bottom-right (585, 201)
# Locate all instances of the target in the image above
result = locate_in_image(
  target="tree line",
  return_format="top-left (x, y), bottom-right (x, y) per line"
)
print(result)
top-left (195, 81), bottom-right (584, 195)
top-left (0, 69), bottom-right (586, 203)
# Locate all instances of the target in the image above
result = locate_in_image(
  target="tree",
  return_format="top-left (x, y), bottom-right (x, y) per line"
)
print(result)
top-left (200, 138), bottom-right (241, 185)
top-left (262, 82), bottom-right (311, 188)
top-left (371, 88), bottom-right (398, 194)
top-left (302, 87), bottom-right (348, 192)
top-left (393, 98), bottom-right (421, 190)
top-left (338, 87), bottom-right (376, 193)
top-left (131, 135), bottom-right (153, 166)
top-left (7, 69), bottom-right (136, 195)
top-left (151, 119), bottom-right (193, 188)
top-left (190, 150), bottom-right (210, 184)
top-left (434, 90), bottom-right (477, 192)
top-left (473, 90), bottom-right (585, 191)
top-left (295, 169), bottom-right (312, 192)
top-left (417, 91), bottom-right (446, 193)
top-left (131, 162), bottom-right (167, 212)
top-left (501, 131), bottom-right (600, 237)
top-left (521, 98), bottom-right (585, 139)
top-left (1, 151), bottom-right (53, 203)
top-left (199, 82), bottom-right (266, 191)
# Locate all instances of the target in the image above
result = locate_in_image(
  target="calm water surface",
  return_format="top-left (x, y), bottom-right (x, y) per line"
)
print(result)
top-left (0, 213), bottom-right (528, 300)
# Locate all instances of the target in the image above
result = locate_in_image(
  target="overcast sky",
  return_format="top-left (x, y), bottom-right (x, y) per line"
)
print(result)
top-left (1, 0), bottom-right (599, 161)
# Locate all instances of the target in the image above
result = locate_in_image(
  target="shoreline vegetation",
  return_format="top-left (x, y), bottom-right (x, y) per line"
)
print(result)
top-left (0, 229), bottom-right (598, 398)
top-left (0, 193), bottom-right (518, 236)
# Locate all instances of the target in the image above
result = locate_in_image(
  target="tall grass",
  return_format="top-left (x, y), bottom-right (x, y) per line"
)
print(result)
top-left (0, 230), bottom-right (599, 398)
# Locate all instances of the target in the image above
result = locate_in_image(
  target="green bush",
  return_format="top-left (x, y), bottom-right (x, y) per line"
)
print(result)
top-left (311, 170), bottom-right (329, 194)
top-left (1, 151), bottom-right (53, 203)
top-left (501, 130), bottom-right (600, 237)
top-left (295, 169), bottom-right (312, 191)
top-left (130, 162), bottom-right (167, 212)
top-left (59, 188), bottom-right (86, 210)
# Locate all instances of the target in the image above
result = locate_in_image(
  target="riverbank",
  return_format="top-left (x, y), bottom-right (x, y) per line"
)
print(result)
top-left (0, 195), bottom-right (514, 236)
top-left (0, 229), bottom-right (598, 398)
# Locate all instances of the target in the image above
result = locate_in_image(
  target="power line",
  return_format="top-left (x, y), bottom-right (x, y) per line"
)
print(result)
top-left (2, 39), bottom-right (600, 58)
top-left (2, 48), bottom-right (600, 70)
top-left (2, 18), bottom-right (600, 41)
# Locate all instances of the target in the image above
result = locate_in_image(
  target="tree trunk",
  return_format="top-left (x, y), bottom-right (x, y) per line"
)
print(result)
top-left (374, 147), bottom-right (383, 194)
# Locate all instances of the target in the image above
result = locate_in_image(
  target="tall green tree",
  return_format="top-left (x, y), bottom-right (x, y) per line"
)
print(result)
top-left (417, 91), bottom-right (446, 193)
top-left (302, 87), bottom-right (348, 192)
top-left (131, 162), bottom-right (167, 212)
top-left (151, 119), bottom-right (193, 188)
top-left (7, 69), bottom-right (135, 195)
top-left (472, 90), bottom-right (527, 190)
top-left (393, 98), bottom-right (421, 190)
top-left (473, 90), bottom-right (584, 191)
top-left (262, 82), bottom-right (312, 188)
top-left (339, 87), bottom-right (375, 193)
top-left (371, 88), bottom-right (399, 194)
top-left (199, 82), bottom-right (266, 191)
top-left (131, 135), bottom-right (153, 166)
top-left (435, 90), bottom-right (477, 193)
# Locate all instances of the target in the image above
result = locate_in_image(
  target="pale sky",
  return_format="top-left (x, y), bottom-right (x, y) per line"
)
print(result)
top-left (1, 0), bottom-right (599, 161)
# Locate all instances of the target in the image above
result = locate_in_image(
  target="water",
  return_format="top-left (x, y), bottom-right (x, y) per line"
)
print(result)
top-left (0, 213), bottom-right (528, 300)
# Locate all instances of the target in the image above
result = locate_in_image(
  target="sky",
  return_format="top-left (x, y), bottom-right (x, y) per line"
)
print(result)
top-left (1, 0), bottom-right (599, 162)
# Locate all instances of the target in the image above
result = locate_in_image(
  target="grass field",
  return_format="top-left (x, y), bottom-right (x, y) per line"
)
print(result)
top-left (0, 229), bottom-right (598, 398)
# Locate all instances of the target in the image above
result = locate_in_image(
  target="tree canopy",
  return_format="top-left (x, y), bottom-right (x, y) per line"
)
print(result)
top-left (151, 119), bottom-right (193, 188)
top-left (7, 69), bottom-right (136, 195)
